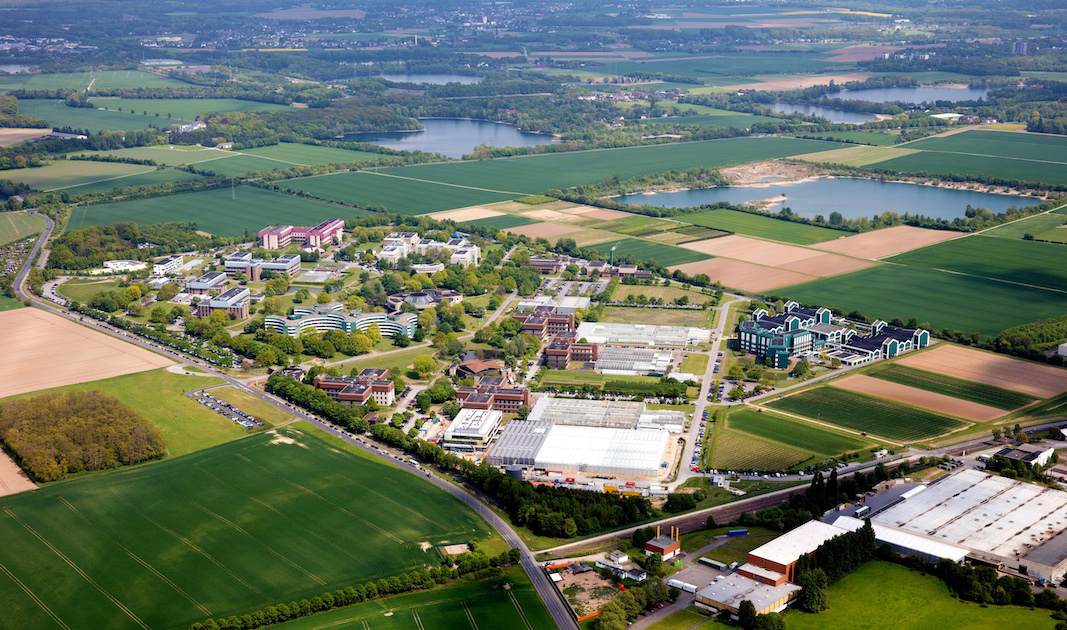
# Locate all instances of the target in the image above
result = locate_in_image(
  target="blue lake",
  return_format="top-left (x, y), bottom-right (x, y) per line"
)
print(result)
top-left (615, 178), bottom-right (1035, 221)
top-left (769, 103), bottom-right (877, 124)
top-left (345, 118), bottom-right (554, 158)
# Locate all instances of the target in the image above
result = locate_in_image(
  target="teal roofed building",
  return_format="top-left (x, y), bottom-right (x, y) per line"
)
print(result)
top-left (265, 303), bottom-right (417, 338)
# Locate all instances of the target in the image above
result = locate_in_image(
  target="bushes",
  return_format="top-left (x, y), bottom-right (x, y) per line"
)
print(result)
top-left (0, 391), bottom-right (166, 481)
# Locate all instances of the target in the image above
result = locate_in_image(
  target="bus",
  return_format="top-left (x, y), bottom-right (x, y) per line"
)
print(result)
top-left (855, 505), bottom-right (871, 518)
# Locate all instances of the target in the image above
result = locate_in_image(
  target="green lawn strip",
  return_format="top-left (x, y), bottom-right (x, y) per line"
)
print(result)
top-left (339, 346), bottom-right (439, 377)
top-left (984, 212), bottom-right (1067, 239)
top-left (785, 561), bottom-right (1058, 630)
top-left (581, 237), bottom-right (709, 266)
top-left (17, 97), bottom-right (288, 133)
top-left (679, 525), bottom-right (780, 553)
top-left (680, 354), bottom-right (709, 374)
top-left (282, 171), bottom-right (517, 215)
top-left (62, 168), bottom-right (203, 195)
top-left (875, 150), bottom-right (1067, 187)
top-left (0, 426), bottom-right (498, 630)
top-left (64, 146), bottom-right (232, 166)
top-left (192, 154), bottom-right (310, 177)
top-left (1035, 228), bottom-right (1067, 244)
top-left (464, 214), bottom-right (537, 230)
top-left (0, 210), bottom-right (44, 246)
top-left (727, 407), bottom-right (871, 456)
top-left (0, 70), bottom-right (188, 92)
top-left (236, 142), bottom-right (381, 167)
top-left (0, 295), bottom-right (23, 311)
top-left (66, 186), bottom-right (369, 238)
top-left (647, 609), bottom-right (710, 630)
top-left (865, 363), bottom-right (1037, 410)
top-left (777, 264), bottom-right (1067, 337)
top-left (3, 160), bottom-right (154, 191)
top-left (766, 387), bottom-right (967, 443)
top-left (0, 368), bottom-right (244, 458)
top-left (887, 235), bottom-right (1067, 293)
top-left (679, 207), bottom-right (847, 245)
top-left (794, 130), bottom-right (899, 146)
top-left (601, 306), bottom-right (712, 327)
top-left (208, 386), bottom-right (294, 426)
top-left (56, 278), bottom-right (122, 303)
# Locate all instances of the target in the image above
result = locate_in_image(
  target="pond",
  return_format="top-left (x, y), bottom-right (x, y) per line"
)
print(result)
top-left (615, 178), bottom-right (1035, 221)
top-left (836, 86), bottom-right (991, 104)
top-left (346, 118), bottom-right (555, 158)
top-left (769, 103), bottom-right (877, 124)
top-left (377, 73), bottom-right (482, 85)
top-left (0, 64), bottom-right (34, 74)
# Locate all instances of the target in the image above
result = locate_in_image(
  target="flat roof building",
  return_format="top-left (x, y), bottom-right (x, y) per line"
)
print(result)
top-left (746, 520), bottom-right (847, 583)
top-left (528, 397), bottom-right (686, 433)
top-left (994, 443), bottom-right (1055, 467)
top-left (442, 409), bottom-right (503, 452)
top-left (487, 420), bottom-right (669, 477)
top-left (265, 303), bottom-right (416, 338)
top-left (694, 574), bottom-right (801, 616)
top-left (153, 255), bottom-right (183, 276)
top-left (314, 370), bottom-right (394, 407)
top-left (224, 252), bottom-right (301, 280)
top-left (516, 295), bottom-right (591, 315)
top-left (199, 287), bottom-right (250, 319)
top-left (258, 218), bottom-right (344, 249)
top-left (456, 375), bottom-right (530, 414)
top-left (576, 321), bottom-right (711, 347)
top-left (185, 271), bottom-right (228, 295)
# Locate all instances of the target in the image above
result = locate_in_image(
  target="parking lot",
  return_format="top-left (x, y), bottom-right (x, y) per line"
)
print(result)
top-left (193, 390), bottom-right (265, 429)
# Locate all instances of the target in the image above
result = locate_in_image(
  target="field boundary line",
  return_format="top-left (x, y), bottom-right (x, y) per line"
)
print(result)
top-left (107, 485), bottom-right (268, 598)
top-left (362, 621), bottom-right (370, 630)
top-left (43, 166), bottom-right (156, 192)
top-left (236, 451), bottom-right (405, 544)
top-left (3, 508), bottom-right (151, 630)
top-left (975, 202), bottom-right (1067, 235)
top-left (154, 475), bottom-right (328, 586)
top-left (362, 170), bottom-right (530, 196)
top-left (508, 588), bottom-right (534, 630)
top-left (0, 560), bottom-right (71, 630)
top-left (193, 462), bottom-right (378, 572)
top-left (747, 403), bottom-right (903, 446)
top-left (929, 266), bottom-right (1067, 295)
top-left (902, 148), bottom-right (1067, 167)
top-left (57, 496), bottom-right (213, 616)
top-left (413, 609), bottom-right (426, 630)
top-left (463, 602), bottom-right (480, 630)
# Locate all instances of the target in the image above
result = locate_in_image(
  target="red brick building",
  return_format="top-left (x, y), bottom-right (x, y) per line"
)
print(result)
top-left (314, 369), bottom-right (395, 406)
top-left (545, 331), bottom-right (599, 367)
top-left (512, 306), bottom-right (575, 341)
top-left (456, 376), bottom-right (531, 413)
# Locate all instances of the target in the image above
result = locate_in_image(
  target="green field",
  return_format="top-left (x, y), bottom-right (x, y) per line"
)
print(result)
top-left (192, 154), bottom-right (308, 178)
top-left (56, 278), bottom-right (122, 303)
top-left (4, 160), bottom-right (158, 191)
top-left (602, 306), bottom-right (714, 327)
top-left (0, 210), bottom-right (44, 246)
top-left (706, 429), bottom-right (813, 471)
top-left (866, 363), bottom-right (1037, 410)
top-left (0, 295), bottom-right (24, 311)
top-left (581, 237), bottom-right (709, 266)
top-left (66, 186), bottom-right (369, 237)
top-left (263, 565), bottom-right (553, 630)
top-left (18, 98), bottom-right (288, 133)
top-left (1034, 227), bottom-right (1067, 243)
top-left (786, 561), bottom-right (1058, 630)
top-left (464, 214), bottom-right (537, 229)
top-left (283, 172), bottom-right (517, 215)
top-left (778, 264), bottom-right (1067, 336)
top-left (0, 70), bottom-right (190, 92)
top-left (0, 425), bottom-right (497, 630)
top-left (798, 130), bottom-right (899, 146)
top-left (903, 130), bottom-right (1067, 163)
top-left (66, 146), bottom-right (233, 166)
top-left (887, 235), bottom-right (1067, 293)
top-left (876, 150), bottom-right (1067, 187)
top-left (65, 168), bottom-right (202, 195)
top-left (766, 387), bottom-right (967, 443)
top-left (679, 208), bottom-right (846, 245)
top-left (984, 211), bottom-right (1067, 239)
top-left (0, 369), bottom-right (246, 458)
top-left (646, 609), bottom-right (714, 630)
top-left (237, 143), bottom-right (381, 167)
top-left (680, 354), bottom-right (709, 374)
top-left (728, 408), bottom-right (871, 456)
top-left (375, 137), bottom-right (838, 195)
top-left (340, 347), bottom-right (438, 377)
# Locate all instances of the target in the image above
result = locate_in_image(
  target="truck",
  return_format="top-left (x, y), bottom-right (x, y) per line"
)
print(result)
top-left (667, 579), bottom-right (698, 593)
top-left (728, 528), bottom-right (748, 537)
top-left (698, 558), bottom-right (728, 571)
top-left (855, 505), bottom-right (871, 518)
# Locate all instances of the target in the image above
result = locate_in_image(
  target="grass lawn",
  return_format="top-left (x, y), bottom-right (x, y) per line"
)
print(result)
top-left (866, 363), bottom-right (1037, 410)
top-left (647, 609), bottom-right (710, 630)
top-left (63, 168), bottom-right (203, 195)
top-left (680, 354), bottom-right (709, 374)
top-left (887, 235), bottom-right (1067, 293)
top-left (463, 214), bottom-right (537, 230)
top-left (795, 130), bottom-right (899, 146)
top-left (56, 278), bottom-right (122, 303)
top-left (679, 207), bottom-right (847, 245)
top-left (376, 137), bottom-right (838, 195)
top-left (582, 237), bottom-right (709, 267)
top-left (679, 524), bottom-right (780, 553)
top-left (984, 212), bottom-right (1067, 240)
top-left (0, 70), bottom-right (189, 92)
top-left (3, 160), bottom-right (155, 191)
top-left (260, 565), bottom-right (554, 630)
top-left (727, 408), bottom-right (872, 456)
top-left (767, 387), bottom-right (967, 443)
top-left (0, 295), bottom-right (24, 311)
top-left (601, 306), bottom-right (714, 327)
top-left (236, 142), bottom-right (381, 167)
top-left (208, 386), bottom-right (294, 426)
top-left (0, 368), bottom-right (245, 458)
top-left (340, 346), bottom-right (438, 378)
top-left (0, 210), bottom-right (43, 246)
top-left (0, 425), bottom-right (499, 630)
top-left (540, 370), bottom-right (663, 389)
top-left (707, 427), bottom-right (815, 471)
top-left (282, 171), bottom-right (518, 215)
top-left (778, 264), bottom-right (1067, 337)
top-left (785, 561), bottom-right (1058, 630)
top-left (66, 186), bottom-right (370, 238)
top-left (614, 284), bottom-right (716, 304)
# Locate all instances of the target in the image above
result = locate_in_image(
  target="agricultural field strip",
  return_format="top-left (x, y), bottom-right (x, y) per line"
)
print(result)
top-left (896, 148), bottom-right (1067, 167)
top-left (865, 363), bottom-right (1037, 410)
top-left (747, 402), bottom-right (902, 447)
top-left (727, 408), bottom-right (871, 456)
top-left (363, 171), bottom-right (531, 196)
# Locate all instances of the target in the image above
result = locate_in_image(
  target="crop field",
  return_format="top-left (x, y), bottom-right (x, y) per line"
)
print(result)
top-left (601, 306), bottom-right (713, 327)
top-left (540, 370), bottom-right (663, 389)
top-left (192, 154), bottom-right (307, 177)
top-left (679, 208), bottom-right (846, 245)
top-left (797, 130), bottom-right (899, 146)
top-left (66, 186), bottom-right (368, 237)
top-left (875, 151), bottom-right (1067, 187)
top-left (580, 237), bottom-right (710, 266)
top-left (1035, 227), bottom-right (1067, 244)
top-left (728, 408), bottom-right (871, 456)
top-left (0, 211), bottom-right (43, 246)
top-left (766, 387), bottom-right (967, 443)
top-left (262, 565), bottom-right (553, 630)
top-left (376, 137), bottom-right (837, 195)
top-left (464, 214), bottom-right (536, 229)
top-left (786, 561), bottom-right (1058, 630)
top-left (903, 130), bottom-right (1067, 162)
top-left (67, 146), bottom-right (232, 166)
top-left (17, 98), bottom-right (288, 134)
top-left (706, 429), bottom-right (813, 471)
top-left (983, 212), bottom-right (1067, 240)
top-left (779, 265), bottom-right (1067, 336)
top-left (866, 363), bottom-right (1037, 410)
top-left (888, 235), bottom-right (1067, 292)
top-left (0, 70), bottom-right (189, 92)
top-left (0, 426), bottom-right (497, 630)
top-left (4, 160), bottom-right (157, 191)
top-left (797, 145), bottom-right (917, 168)
top-left (236, 142), bottom-right (380, 167)
top-left (64, 169), bottom-right (203, 195)
top-left (0, 295), bottom-right (23, 311)
top-left (282, 172), bottom-right (517, 215)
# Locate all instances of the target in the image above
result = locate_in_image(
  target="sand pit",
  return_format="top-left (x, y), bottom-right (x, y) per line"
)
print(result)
top-left (428, 206), bottom-right (503, 222)
top-left (833, 374), bottom-right (1004, 422)
top-left (814, 225), bottom-right (963, 260)
top-left (0, 308), bottom-right (172, 398)
top-left (897, 345), bottom-right (1067, 399)
top-left (826, 45), bottom-right (902, 62)
top-left (679, 235), bottom-right (873, 277)
top-left (0, 128), bottom-right (52, 147)
top-left (725, 74), bottom-right (870, 92)
top-left (504, 222), bottom-right (582, 239)
top-left (0, 451), bottom-right (35, 497)
top-left (669, 258), bottom-right (813, 292)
